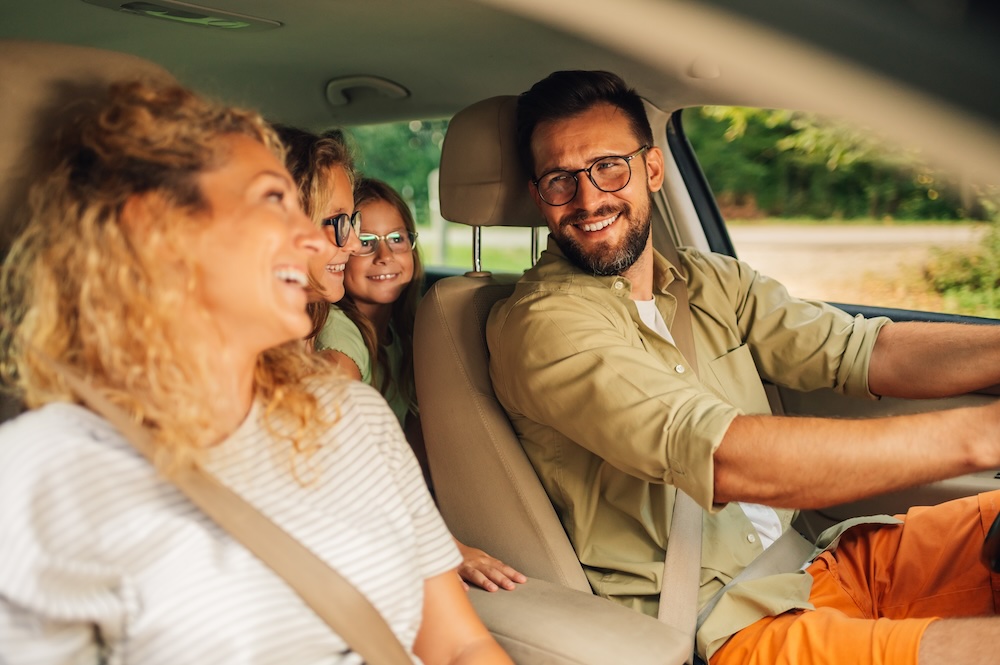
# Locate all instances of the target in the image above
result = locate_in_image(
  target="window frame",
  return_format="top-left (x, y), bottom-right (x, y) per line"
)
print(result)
top-left (669, 108), bottom-right (1000, 327)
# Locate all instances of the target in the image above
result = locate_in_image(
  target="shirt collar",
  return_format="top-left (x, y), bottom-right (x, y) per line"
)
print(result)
top-left (651, 243), bottom-right (688, 295)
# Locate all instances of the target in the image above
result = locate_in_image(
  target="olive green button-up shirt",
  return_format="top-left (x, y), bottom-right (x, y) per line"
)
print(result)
top-left (486, 239), bottom-right (891, 658)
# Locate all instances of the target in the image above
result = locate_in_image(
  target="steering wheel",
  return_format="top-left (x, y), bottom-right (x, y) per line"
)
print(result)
top-left (983, 510), bottom-right (1000, 573)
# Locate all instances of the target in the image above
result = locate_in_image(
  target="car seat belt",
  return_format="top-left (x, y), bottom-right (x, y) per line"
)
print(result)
top-left (656, 237), bottom-right (816, 661)
top-left (656, 237), bottom-right (703, 665)
top-left (696, 528), bottom-right (815, 631)
top-left (25, 349), bottom-right (413, 665)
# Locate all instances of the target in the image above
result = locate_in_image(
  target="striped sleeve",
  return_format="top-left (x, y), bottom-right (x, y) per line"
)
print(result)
top-left (0, 405), bottom-right (153, 664)
top-left (0, 384), bottom-right (462, 664)
top-left (337, 381), bottom-right (461, 580)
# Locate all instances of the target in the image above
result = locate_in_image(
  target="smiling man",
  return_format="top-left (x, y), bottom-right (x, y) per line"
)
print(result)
top-left (486, 70), bottom-right (1000, 665)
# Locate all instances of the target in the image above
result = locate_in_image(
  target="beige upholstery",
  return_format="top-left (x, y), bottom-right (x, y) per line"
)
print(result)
top-left (0, 41), bottom-right (174, 252)
top-left (466, 578), bottom-right (691, 664)
top-left (415, 273), bottom-right (591, 589)
top-left (415, 95), bottom-right (590, 589)
top-left (418, 95), bottom-right (694, 662)
top-left (0, 41), bottom-right (174, 421)
top-left (438, 96), bottom-right (544, 229)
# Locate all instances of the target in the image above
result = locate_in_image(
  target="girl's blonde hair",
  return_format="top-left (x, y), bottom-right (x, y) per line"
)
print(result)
top-left (0, 79), bottom-right (335, 470)
top-left (339, 177), bottom-right (424, 415)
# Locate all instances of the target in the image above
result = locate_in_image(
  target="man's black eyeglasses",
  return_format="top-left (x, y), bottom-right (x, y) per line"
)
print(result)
top-left (320, 211), bottom-right (361, 247)
top-left (532, 145), bottom-right (650, 207)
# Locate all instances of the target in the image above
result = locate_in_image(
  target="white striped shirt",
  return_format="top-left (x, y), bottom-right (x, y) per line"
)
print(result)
top-left (0, 380), bottom-right (460, 664)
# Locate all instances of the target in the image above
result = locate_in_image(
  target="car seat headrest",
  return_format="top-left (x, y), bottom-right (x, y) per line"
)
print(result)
top-left (0, 40), bottom-right (175, 254)
top-left (439, 95), bottom-right (545, 228)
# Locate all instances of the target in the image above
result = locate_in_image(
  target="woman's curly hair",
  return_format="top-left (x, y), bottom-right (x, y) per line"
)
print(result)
top-left (0, 79), bottom-right (337, 472)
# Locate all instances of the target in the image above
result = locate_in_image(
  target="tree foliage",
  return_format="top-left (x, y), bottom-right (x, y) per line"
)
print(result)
top-left (683, 106), bottom-right (996, 221)
top-left (344, 109), bottom-right (997, 227)
top-left (346, 119), bottom-right (449, 226)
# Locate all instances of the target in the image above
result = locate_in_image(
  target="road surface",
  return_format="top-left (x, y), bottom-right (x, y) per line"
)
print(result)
top-left (727, 223), bottom-right (986, 305)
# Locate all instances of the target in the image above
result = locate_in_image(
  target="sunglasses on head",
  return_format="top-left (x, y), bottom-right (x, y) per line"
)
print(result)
top-left (320, 210), bottom-right (361, 247)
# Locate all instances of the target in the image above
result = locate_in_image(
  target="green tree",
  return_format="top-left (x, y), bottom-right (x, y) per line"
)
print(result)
top-left (346, 120), bottom-right (448, 227)
top-left (683, 106), bottom-right (991, 221)
top-left (924, 218), bottom-right (1000, 317)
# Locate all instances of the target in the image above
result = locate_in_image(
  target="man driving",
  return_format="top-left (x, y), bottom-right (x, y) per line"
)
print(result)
top-left (487, 69), bottom-right (1000, 665)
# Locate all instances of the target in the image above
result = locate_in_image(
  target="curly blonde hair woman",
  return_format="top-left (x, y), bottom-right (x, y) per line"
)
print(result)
top-left (0, 80), bottom-right (510, 665)
top-left (1, 81), bottom-right (331, 468)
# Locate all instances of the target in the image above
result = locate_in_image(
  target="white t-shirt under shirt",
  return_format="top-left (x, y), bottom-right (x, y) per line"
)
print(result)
top-left (0, 380), bottom-right (460, 664)
top-left (635, 297), bottom-right (782, 550)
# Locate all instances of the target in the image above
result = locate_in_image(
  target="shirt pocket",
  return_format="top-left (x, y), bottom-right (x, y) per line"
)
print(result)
top-left (704, 344), bottom-right (771, 414)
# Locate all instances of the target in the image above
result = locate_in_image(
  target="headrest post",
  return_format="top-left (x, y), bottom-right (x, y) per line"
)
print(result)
top-left (464, 225), bottom-right (491, 277)
top-left (531, 227), bottom-right (541, 266)
top-left (472, 225), bottom-right (483, 273)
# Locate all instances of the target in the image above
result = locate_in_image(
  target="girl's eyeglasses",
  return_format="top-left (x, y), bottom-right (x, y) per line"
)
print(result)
top-left (320, 210), bottom-right (361, 247)
top-left (355, 231), bottom-right (418, 257)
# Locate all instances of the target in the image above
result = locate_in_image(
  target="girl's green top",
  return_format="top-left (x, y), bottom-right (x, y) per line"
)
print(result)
top-left (316, 306), bottom-right (414, 426)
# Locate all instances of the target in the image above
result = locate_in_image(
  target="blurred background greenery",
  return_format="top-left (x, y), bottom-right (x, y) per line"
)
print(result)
top-left (346, 108), bottom-right (999, 317)
top-left (681, 107), bottom-right (997, 222)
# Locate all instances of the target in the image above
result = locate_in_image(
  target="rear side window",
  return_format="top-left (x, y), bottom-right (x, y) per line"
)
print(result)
top-left (348, 120), bottom-right (534, 275)
top-left (682, 107), bottom-right (1000, 319)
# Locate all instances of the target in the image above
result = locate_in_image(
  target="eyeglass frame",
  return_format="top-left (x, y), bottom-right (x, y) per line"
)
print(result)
top-left (354, 230), bottom-right (419, 257)
top-left (531, 145), bottom-right (651, 207)
top-left (320, 210), bottom-right (362, 247)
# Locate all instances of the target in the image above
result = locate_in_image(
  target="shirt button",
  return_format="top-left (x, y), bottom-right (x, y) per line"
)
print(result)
top-left (747, 533), bottom-right (757, 544)
top-left (614, 281), bottom-right (624, 290)
top-left (674, 364), bottom-right (685, 374)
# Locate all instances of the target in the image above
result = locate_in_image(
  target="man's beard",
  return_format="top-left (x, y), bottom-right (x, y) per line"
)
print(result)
top-left (552, 197), bottom-right (652, 277)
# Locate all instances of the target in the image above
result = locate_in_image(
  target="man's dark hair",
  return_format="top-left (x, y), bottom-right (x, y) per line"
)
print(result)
top-left (516, 70), bottom-right (654, 177)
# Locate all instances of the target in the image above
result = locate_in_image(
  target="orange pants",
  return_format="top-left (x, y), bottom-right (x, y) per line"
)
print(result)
top-left (712, 491), bottom-right (1000, 665)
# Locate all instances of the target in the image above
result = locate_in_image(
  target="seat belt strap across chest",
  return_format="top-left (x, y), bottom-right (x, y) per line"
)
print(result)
top-left (655, 239), bottom-right (703, 665)
top-left (653, 240), bottom-right (816, 662)
top-left (30, 352), bottom-right (413, 665)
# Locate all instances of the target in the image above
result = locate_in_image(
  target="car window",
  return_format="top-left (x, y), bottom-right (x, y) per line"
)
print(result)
top-left (681, 106), bottom-right (1000, 319)
top-left (348, 120), bottom-right (534, 275)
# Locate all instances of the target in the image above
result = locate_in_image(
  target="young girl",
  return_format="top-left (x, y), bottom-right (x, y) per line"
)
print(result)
top-left (317, 178), bottom-right (421, 439)
top-left (317, 177), bottom-right (528, 593)
top-left (0, 80), bottom-right (510, 664)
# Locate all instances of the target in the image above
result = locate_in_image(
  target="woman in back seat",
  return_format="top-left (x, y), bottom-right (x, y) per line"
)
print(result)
top-left (0, 79), bottom-right (510, 664)
top-left (276, 126), bottom-right (527, 594)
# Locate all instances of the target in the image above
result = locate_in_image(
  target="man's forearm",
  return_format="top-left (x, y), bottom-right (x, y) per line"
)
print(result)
top-left (713, 403), bottom-right (1000, 508)
top-left (869, 322), bottom-right (1000, 398)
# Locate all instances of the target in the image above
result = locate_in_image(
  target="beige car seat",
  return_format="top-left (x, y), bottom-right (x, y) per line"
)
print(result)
top-left (415, 96), bottom-right (591, 590)
top-left (415, 96), bottom-right (691, 663)
top-left (0, 41), bottom-right (175, 423)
